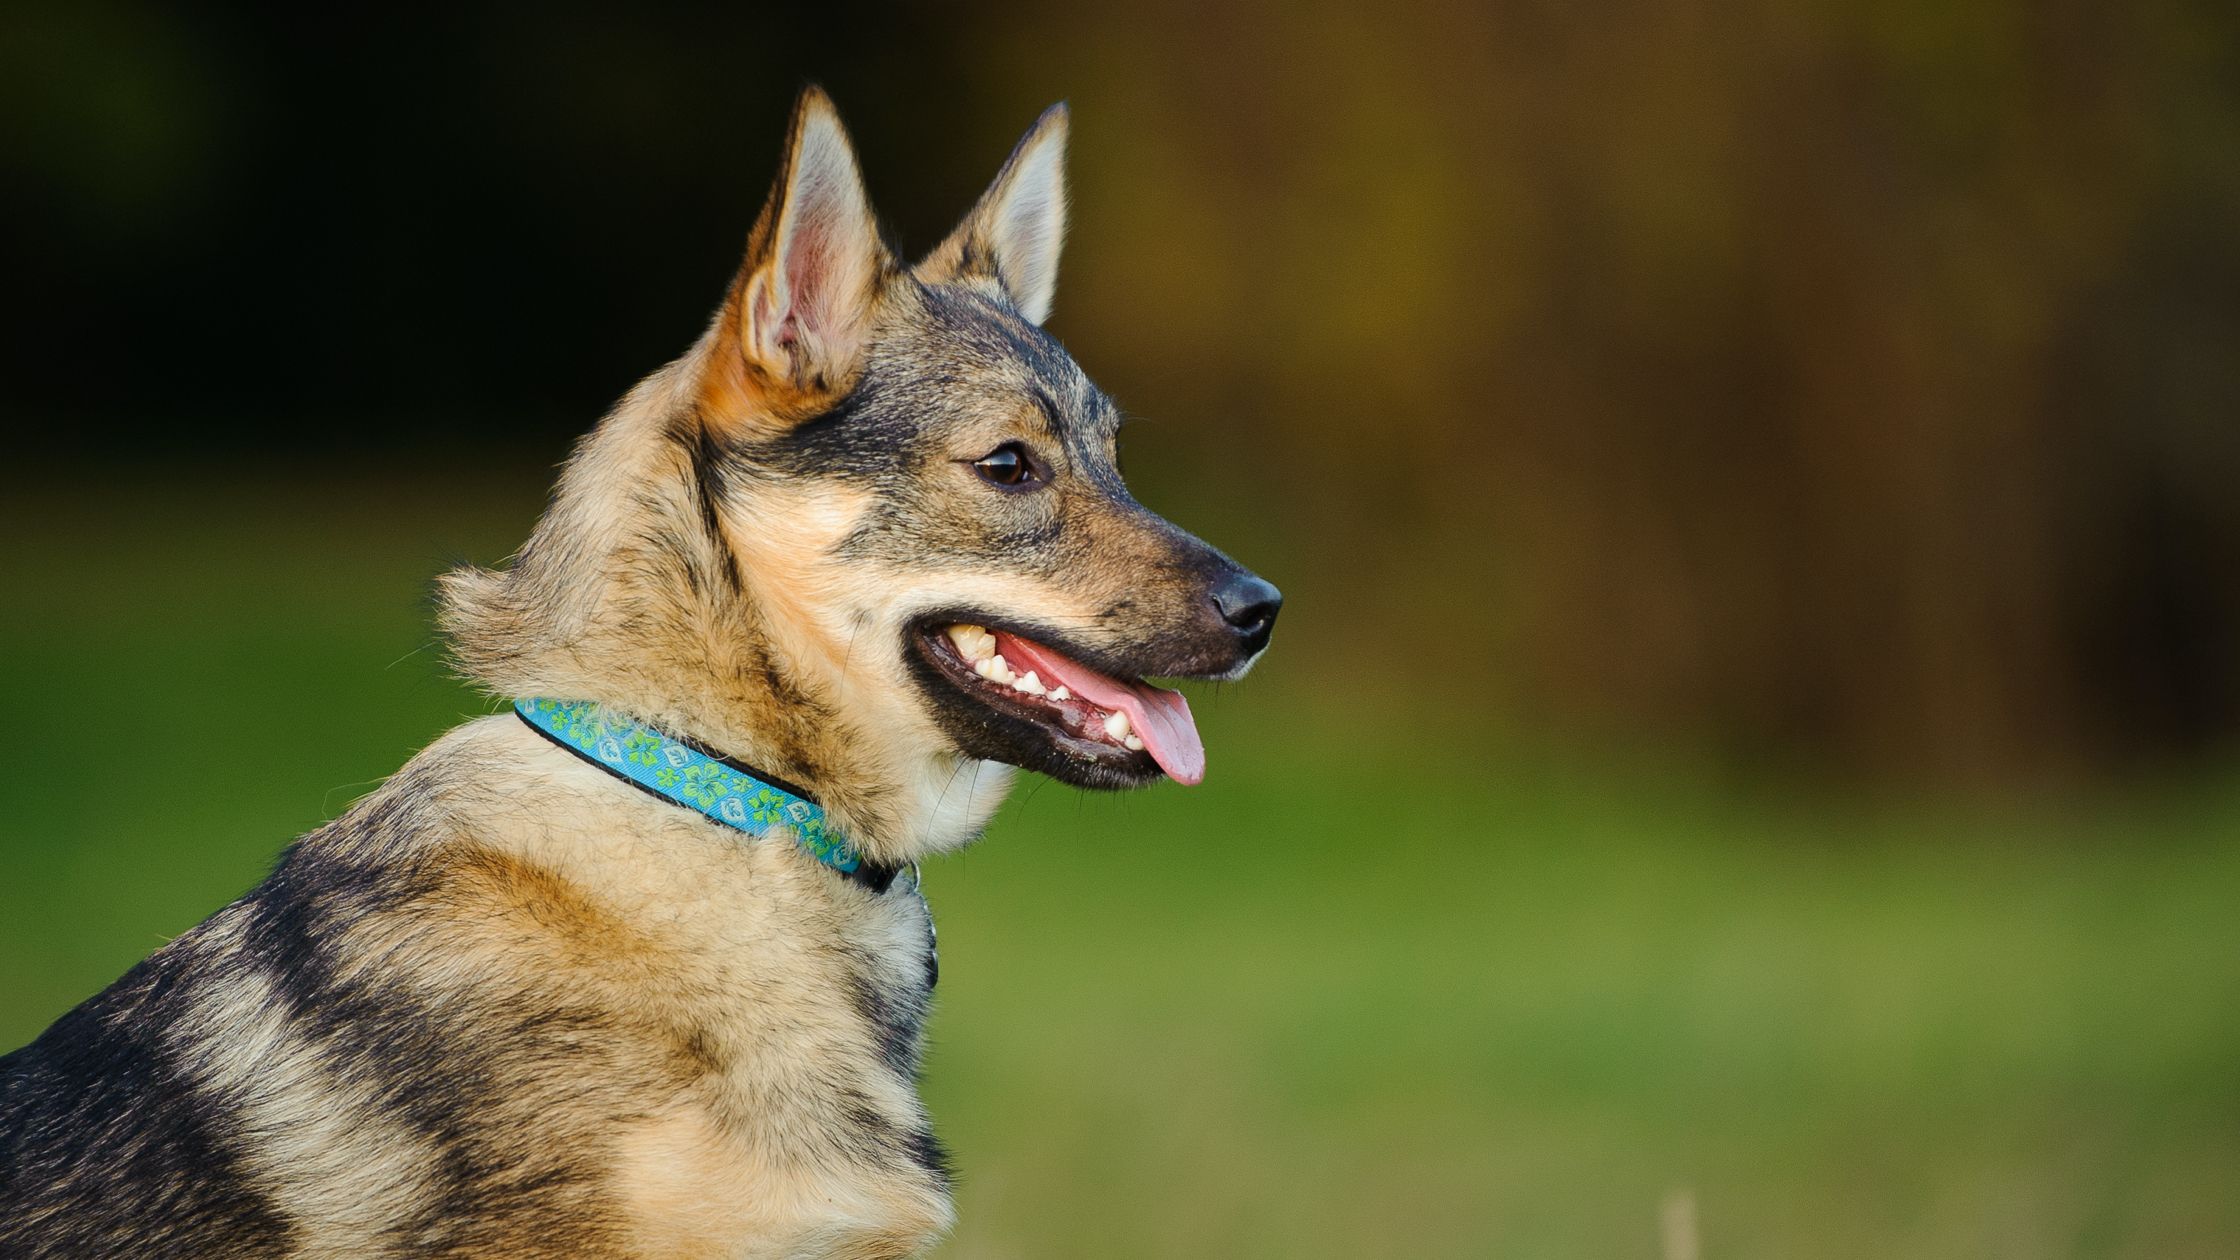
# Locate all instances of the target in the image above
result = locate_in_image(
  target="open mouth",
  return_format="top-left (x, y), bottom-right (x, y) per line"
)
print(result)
top-left (910, 620), bottom-right (1206, 787)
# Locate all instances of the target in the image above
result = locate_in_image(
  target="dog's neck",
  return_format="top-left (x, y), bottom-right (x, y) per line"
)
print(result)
top-left (438, 341), bottom-right (1014, 864)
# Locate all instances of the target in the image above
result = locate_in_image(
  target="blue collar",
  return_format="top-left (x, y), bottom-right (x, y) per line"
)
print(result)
top-left (513, 698), bottom-right (905, 892)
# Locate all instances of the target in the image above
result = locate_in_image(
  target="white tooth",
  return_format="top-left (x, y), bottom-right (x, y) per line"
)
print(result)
top-left (948, 624), bottom-right (997, 663)
top-left (1014, 671), bottom-right (1046, 696)
top-left (972, 658), bottom-right (995, 678)
top-left (987, 654), bottom-right (1014, 685)
top-left (1049, 686), bottom-right (1071, 702)
top-left (1103, 710), bottom-right (1131, 741)
top-left (1123, 734), bottom-right (1144, 751)
top-left (957, 626), bottom-right (997, 662)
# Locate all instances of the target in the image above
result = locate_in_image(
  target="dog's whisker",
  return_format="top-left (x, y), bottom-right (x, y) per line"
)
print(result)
top-left (384, 640), bottom-right (440, 671)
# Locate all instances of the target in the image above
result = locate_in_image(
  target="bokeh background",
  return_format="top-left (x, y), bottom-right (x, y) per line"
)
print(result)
top-left (5, 3), bottom-right (2239, 1256)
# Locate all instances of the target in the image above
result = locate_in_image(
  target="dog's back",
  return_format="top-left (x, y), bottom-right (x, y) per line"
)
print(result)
top-left (3, 934), bottom-right (295, 1255)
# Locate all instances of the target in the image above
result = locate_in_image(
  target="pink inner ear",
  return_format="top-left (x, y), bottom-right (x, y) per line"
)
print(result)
top-left (754, 124), bottom-right (877, 367)
top-left (785, 219), bottom-right (833, 332)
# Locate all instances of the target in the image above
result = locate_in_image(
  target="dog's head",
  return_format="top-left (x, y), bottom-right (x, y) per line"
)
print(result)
top-left (695, 89), bottom-right (1278, 792)
top-left (445, 89), bottom-right (1278, 843)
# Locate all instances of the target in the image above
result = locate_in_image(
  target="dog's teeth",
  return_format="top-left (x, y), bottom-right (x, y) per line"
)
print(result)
top-left (1123, 734), bottom-right (1144, 751)
top-left (1103, 710), bottom-right (1131, 742)
top-left (986, 654), bottom-right (1015, 685)
top-left (972, 658), bottom-right (995, 679)
top-left (1049, 686), bottom-right (1071, 702)
top-left (1013, 671), bottom-right (1047, 696)
top-left (947, 623), bottom-right (996, 663)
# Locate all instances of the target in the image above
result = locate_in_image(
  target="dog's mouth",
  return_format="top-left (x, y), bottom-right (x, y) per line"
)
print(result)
top-left (908, 619), bottom-right (1205, 788)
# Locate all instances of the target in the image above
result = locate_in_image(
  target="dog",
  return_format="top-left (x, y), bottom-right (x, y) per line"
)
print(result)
top-left (0, 87), bottom-right (1279, 1258)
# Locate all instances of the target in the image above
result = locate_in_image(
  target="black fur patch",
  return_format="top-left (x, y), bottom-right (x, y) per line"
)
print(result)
top-left (847, 968), bottom-right (929, 1080)
top-left (0, 958), bottom-right (298, 1258)
top-left (903, 1126), bottom-right (954, 1190)
top-left (833, 1087), bottom-right (949, 1190)
top-left (684, 411), bottom-right (746, 596)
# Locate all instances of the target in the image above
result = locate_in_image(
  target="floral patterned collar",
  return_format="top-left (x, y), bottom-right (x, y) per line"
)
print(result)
top-left (512, 698), bottom-right (905, 893)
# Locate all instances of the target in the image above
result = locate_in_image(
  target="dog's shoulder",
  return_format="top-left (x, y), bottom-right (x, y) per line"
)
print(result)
top-left (3, 714), bottom-right (951, 1256)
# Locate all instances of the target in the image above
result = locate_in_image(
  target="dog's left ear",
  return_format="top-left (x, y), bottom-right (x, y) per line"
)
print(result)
top-left (919, 103), bottom-right (1069, 325)
top-left (729, 86), bottom-right (890, 410)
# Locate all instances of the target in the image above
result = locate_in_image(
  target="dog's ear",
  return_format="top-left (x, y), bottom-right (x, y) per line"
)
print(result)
top-left (919, 103), bottom-right (1069, 325)
top-left (727, 86), bottom-right (889, 411)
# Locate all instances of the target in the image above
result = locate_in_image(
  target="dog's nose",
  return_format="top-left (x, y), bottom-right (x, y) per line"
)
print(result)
top-left (1211, 571), bottom-right (1283, 654)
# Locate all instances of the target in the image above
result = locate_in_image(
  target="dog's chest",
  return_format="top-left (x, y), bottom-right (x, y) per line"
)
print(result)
top-left (442, 733), bottom-right (954, 1254)
top-left (611, 1080), bottom-right (951, 1259)
top-left (594, 846), bottom-right (948, 1255)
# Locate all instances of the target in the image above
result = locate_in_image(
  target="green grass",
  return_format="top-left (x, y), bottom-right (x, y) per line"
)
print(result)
top-left (3, 474), bottom-right (2237, 1258)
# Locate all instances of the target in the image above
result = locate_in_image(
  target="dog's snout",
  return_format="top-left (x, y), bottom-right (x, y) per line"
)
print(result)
top-left (1211, 570), bottom-right (1282, 653)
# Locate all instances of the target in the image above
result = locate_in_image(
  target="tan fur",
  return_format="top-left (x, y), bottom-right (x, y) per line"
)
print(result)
top-left (612, 1106), bottom-right (951, 1260)
top-left (468, 716), bottom-right (950, 1258)
top-left (437, 337), bottom-right (1018, 867)
top-left (304, 717), bottom-right (950, 1257)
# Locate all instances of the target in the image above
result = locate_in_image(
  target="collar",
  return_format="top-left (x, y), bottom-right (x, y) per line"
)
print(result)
top-left (513, 698), bottom-right (908, 894)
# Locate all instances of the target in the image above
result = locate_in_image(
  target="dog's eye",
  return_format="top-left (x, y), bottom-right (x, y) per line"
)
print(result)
top-left (972, 443), bottom-right (1040, 490)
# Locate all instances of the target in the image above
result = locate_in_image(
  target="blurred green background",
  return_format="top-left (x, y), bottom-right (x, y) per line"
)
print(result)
top-left (4, 3), bottom-right (2239, 1257)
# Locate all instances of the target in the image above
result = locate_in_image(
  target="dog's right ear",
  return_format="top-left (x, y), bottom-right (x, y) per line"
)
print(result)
top-left (714, 86), bottom-right (890, 422)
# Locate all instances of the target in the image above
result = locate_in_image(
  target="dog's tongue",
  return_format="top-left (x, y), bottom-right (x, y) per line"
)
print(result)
top-left (995, 632), bottom-right (1206, 785)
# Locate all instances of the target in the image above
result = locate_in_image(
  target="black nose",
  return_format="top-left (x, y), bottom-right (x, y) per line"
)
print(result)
top-left (1211, 571), bottom-right (1283, 653)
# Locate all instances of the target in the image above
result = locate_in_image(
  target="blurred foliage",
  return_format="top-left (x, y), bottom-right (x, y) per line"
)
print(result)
top-left (5, 1), bottom-right (2238, 783)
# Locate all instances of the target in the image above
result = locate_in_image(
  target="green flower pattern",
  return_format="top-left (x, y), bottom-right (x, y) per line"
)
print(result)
top-left (517, 698), bottom-right (859, 873)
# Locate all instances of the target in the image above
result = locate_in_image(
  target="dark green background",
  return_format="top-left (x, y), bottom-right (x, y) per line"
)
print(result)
top-left (5, 4), bottom-right (2238, 1256)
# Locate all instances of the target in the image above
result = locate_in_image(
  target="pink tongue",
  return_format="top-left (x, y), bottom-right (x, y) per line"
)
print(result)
top-left (994, 632), bottom-right (1206, 785)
